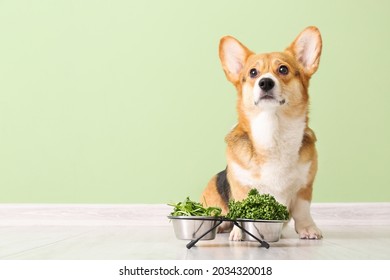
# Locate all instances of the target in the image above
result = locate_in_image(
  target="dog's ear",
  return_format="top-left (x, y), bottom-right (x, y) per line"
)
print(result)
top-left (219, 36), bottom-right (253, 84)
top-left (287, 26), bottom-right (322, 76)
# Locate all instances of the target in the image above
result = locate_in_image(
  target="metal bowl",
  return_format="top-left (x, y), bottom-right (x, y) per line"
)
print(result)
top-left (168, 216), bottom-right (220, 240)
top-left (238, 219), bottom-right (287, 242)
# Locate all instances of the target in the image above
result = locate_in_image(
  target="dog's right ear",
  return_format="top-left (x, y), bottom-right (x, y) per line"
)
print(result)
top-left (219, 36), bottom-right (253, 84)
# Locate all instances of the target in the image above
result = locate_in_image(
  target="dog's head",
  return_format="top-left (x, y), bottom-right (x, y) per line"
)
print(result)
top-left (219, 26), bottom-right (322, 118)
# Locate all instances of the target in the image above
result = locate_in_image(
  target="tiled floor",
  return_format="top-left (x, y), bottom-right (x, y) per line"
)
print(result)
top-left (0, 203), bottom-right (389, 259)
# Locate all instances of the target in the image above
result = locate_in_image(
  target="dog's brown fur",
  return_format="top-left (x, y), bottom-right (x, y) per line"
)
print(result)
top-left (201, 26), bottom-right (323, 240)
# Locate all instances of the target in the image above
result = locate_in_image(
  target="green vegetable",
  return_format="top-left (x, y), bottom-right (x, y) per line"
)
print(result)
top-left (169, 197), bottom-right (222, 217)
top-left (226, 189), bottom-right (289, 220)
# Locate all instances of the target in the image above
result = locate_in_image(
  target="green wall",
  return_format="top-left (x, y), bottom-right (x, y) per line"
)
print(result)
top-left (1, 0), bottom-right (389, 203)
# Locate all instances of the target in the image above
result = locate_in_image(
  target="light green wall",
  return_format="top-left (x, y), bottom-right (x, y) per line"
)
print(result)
top-left (1, 0), bottom-right (389, 203)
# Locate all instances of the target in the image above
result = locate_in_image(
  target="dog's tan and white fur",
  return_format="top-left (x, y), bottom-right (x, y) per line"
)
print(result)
top-left (201, 26), bottom-right (323, 240)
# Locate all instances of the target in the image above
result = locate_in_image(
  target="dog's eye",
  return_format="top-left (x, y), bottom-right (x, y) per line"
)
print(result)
top-left (249, 68), bottom-right (259, 78)
top-left (278, 65), bottom-right (289, 75)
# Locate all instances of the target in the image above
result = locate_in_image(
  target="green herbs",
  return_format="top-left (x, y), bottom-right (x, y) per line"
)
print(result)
top-left (168, 190), bottom-right (288, 220)
top-left (226, 189), bottom-right (289, 220)
top-left (169, 197), bottom-right (222, 217)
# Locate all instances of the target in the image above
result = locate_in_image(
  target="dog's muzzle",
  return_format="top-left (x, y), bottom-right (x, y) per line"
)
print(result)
top-left (254, 77), bottom-right (285, 105)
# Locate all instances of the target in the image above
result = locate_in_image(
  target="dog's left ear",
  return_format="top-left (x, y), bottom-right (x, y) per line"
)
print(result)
top-left (287, 26), bottom-right (322, 76)
top-left (219, 36), bottom-right (254, 85)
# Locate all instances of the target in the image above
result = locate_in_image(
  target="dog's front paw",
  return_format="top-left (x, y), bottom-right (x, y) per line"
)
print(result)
top-left (229, 226), bottom-right (243, 241)
top-left (217, 221), bottom-right (233, 233)
top-left (297, 224), bottom-right (323, 239)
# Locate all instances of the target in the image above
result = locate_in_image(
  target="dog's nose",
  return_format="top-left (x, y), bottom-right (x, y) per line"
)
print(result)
top-left (259, 78), bottom-right (275, 91)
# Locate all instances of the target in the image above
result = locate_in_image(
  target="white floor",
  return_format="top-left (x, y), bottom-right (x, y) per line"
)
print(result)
top-left (0, 203), bottom-right (389, 260)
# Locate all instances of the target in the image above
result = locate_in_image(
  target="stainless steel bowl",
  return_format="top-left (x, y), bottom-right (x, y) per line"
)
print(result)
top-left (168, 216), bottom-right (220, 240)
top-left (238, 219), bottom-right (287, 242)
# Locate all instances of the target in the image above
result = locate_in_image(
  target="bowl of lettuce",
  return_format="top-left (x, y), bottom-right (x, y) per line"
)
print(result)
top-left (168, 197), bottom-right (222, 240)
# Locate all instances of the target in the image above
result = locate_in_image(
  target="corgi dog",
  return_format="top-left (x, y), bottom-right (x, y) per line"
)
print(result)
top-left (201, 26), bottom-right (323, 240)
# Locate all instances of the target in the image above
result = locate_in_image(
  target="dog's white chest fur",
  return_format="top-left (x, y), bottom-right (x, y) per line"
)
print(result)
top-left (251, 110), bottom-right (306, 153)
top-left (234, 111), bottom-right (310, 205)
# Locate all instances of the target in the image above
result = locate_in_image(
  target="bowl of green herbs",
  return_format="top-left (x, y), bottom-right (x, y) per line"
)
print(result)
top-left (226, 189), bottom-right (289, 242)
top-left (168, 197), bottom-right (222, 240)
